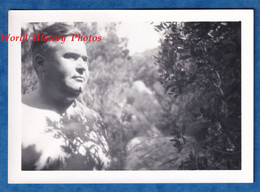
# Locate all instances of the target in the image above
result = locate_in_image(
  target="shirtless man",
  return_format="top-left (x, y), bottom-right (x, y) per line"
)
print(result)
top-left (22, 23), bottom-right (110, 170)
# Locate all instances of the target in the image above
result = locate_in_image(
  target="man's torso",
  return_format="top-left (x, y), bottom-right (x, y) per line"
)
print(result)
top-left (22, 100), bottom-right (110, 170)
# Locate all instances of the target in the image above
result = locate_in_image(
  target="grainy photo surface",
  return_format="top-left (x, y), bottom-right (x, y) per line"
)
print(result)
top-left (21, 21), bottom-right (241, 171)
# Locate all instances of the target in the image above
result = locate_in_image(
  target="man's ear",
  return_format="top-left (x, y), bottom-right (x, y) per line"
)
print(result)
top-left (33, 54), bottom-right (45, 74)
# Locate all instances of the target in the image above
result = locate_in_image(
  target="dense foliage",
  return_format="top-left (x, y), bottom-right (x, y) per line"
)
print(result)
top-left (154, 22), bottom-right (241, 169)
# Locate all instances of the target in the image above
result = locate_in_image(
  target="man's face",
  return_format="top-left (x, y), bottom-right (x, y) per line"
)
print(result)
top-left (41, 36), bottom-right (89, 100)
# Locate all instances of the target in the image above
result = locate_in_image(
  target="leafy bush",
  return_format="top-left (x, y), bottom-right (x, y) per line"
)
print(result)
top-left (154, 22), bottom-right (241, 170)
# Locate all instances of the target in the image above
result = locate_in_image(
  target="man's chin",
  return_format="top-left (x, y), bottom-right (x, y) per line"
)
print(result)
top-left (71, 87), bottom-right (83, 95)
top-left (65, 86), bottom-right (83, 97)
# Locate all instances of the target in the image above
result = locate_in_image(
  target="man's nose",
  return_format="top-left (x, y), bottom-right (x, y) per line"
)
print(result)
top-left (76, 58), bottom-right (88, 74)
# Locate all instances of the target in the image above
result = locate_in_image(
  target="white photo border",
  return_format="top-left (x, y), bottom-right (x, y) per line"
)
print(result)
top-left (8, 10), bottom-right (254, 183)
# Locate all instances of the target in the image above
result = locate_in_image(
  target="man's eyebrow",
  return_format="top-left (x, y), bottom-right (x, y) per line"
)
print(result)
top-left (63, 52), bottom-right (88, 61)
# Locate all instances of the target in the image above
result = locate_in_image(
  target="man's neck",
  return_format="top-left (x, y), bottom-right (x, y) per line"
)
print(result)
top-left (23, 88), bottom-right (76, 114)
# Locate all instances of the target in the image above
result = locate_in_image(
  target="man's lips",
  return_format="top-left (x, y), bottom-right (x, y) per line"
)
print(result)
top-left (72, 76), bottom-right (85, 82)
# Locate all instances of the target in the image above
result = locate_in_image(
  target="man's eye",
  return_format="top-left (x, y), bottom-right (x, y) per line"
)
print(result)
top-left (82, 56), bottom-right (88, 62)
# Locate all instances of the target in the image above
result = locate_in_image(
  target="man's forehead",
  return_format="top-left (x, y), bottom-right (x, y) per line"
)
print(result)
top-left (48, 36), bottom-right (87, 56)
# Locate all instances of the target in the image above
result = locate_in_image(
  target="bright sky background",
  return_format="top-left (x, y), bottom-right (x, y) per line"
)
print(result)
top-left (117, 22), bottom-right (160, 55)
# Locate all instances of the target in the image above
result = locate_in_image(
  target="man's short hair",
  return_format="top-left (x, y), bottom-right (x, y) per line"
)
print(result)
top-left (31, 23), bottom-right (81, 55)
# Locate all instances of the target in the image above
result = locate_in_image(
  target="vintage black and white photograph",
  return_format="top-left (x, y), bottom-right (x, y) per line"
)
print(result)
top-left (8, 10), bottom-right (253, 183)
